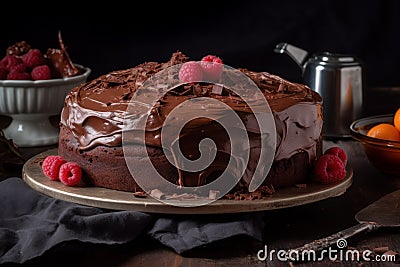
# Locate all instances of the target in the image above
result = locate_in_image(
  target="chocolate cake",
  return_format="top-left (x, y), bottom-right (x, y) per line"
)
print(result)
top-left (58, 51), bottom-right (323, 197)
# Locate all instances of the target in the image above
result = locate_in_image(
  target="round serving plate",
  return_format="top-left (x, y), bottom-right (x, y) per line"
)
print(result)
top-left (22, 148), bottom-right (353, 214)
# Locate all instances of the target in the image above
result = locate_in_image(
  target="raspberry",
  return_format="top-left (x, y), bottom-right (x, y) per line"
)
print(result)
top-left (59, 162), bottom-right (82, 186)
top-left (7, 70), bottom-right (31, 80)
top-left (0, 55), bottom-right (23, 71)
top-left (21, 49), bottom-right (46, 69)
top-left (178, 61), bottom-right (203, 83)
top-left (42, 155), bottom-right (67, 181)
top-left (324, 146), bottom-right (348, 166)
top-left (10, 63), bottom-right (28, 73)
top-left (0, 67), bottom-right (8, 79)
top-left (313, 154), bottom-right (346, 184)
top-left (200, 55), bottom-right (223, 82)
top-left (31, 65), bottom-right (51, 80)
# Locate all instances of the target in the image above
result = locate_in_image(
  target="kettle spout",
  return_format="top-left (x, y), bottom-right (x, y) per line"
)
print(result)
top-left (273, 42), bottom-right (289, 54)
top-left (274, 43), bottom-right (309, 71)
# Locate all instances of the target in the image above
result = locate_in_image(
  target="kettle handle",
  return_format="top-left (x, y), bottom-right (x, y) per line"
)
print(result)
top-left (274, 43), bottom-right (309, 71)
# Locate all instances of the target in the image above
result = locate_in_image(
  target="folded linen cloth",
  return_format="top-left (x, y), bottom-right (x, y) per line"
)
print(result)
top-left (0, 177), bottom-right (264, 264)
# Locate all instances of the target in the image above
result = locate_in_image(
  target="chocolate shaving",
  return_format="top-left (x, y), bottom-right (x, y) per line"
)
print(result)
top-left (277, 83), bottom-right (286, 92)
top-left (373, 246), bottom-right (389, 254)
top-left (224, 193), bottom-right (236, 200)
top-left (221, 185), bottom-right (277, 200)
top-left (236, 193), bottom-right (247, 200)
top-left (171, 87), bottom-right (192, 96)
top-left (257, 184), bottom-right (275, 196)
top-left (235, 193), bottom-right (247, 200)
top-left (240, 68), bottom-right (309, 95)
top-left (249, 191), bottom-right (263, 200)
top-left (102, 73), bottom-right (128, 84)
top-left (161, 50), bottom-right (189, 68)
top-left (193, 84), bottom-right (210, 96)
top-left (133, 191), bottom-right (147, 198)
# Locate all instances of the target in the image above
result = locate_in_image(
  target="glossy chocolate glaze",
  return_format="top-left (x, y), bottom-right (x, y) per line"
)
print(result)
top-left (45, 31), bottom-right (82, 78)
top-left (60, 51), bottom-right (322, 187)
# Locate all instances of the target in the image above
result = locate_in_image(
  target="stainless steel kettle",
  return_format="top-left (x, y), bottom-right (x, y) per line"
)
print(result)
top-left (274, 42), bottom-right (364, 138)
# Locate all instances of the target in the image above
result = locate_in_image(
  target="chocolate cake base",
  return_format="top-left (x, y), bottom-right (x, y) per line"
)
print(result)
top-left (58, 125), bottom-right (322, 193)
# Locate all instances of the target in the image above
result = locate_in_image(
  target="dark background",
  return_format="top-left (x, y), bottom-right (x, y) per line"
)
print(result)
top-left (2, 0), bottom-right (400, 89)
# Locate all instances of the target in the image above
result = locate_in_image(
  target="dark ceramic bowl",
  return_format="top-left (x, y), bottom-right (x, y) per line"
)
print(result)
top-left (350, 114), bottom-right (400, 176)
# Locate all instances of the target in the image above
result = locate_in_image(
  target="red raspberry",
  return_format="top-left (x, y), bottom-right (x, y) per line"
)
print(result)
top-left (42, 155), bottom-right (67, 181)
top-left (10, 63), bottom-right (28, 73)
top-left (324, 146), bottom-right (348, 166)
top-left (200, 55), bottom-right (223, 82)
top-left (178, 61), bottom-right (204, 83)
top-left (21, 49), bottom-right (46, 69)
top-left (0, 67), bottom-right (8, 79)
top-left (31, 65), bottom-right (51, 80)
top-left (7, 70), bottom-right (31, 80)
top-left (59, 162), bottom-right (82, 186)
top-left (313, 154), bottom-right (346, 184)
top-left (0, 55), bottom-right (23, 71)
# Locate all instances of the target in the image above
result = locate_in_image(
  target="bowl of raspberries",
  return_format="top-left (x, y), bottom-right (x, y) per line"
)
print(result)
top-left (0, 34), bottom-right (90, 147)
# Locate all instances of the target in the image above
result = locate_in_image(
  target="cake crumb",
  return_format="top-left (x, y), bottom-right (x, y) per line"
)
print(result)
top-left (257, 184), bottom-right (275, 195)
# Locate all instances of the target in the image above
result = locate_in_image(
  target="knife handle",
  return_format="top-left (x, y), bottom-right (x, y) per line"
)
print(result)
top-left (285, 222), bottom-right (379, 261)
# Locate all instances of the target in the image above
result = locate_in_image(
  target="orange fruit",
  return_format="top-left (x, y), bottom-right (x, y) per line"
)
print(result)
top-left (367, 123), bottom-right (400, 142)
top-left (394, 107), bottom-right (400, 132)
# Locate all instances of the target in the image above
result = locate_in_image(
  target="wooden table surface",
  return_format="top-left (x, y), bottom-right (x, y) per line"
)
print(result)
top-left (1, 87), bottom-right (400, 267)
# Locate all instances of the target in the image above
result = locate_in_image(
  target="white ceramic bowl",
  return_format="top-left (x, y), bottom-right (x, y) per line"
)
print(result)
top-left (0, 65), bottom-right (91, 147)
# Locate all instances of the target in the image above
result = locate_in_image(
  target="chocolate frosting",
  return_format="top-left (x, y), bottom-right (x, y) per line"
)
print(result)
top-left (61, 51), bottom-right (322, 186)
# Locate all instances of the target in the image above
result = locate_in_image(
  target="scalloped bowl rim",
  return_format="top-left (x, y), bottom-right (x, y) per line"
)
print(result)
top-left (350, 114), bottom-right (400, 149)
top-left (0, 64), bottom-right (91, 87)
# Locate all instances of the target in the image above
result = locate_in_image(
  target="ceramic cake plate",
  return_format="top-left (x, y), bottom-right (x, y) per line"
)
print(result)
top-left (22, 148), bottom-right (353, 214)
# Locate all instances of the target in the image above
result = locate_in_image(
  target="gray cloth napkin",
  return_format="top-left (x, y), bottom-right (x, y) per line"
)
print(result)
top-left (0, 177), bottom-right (264, 264)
